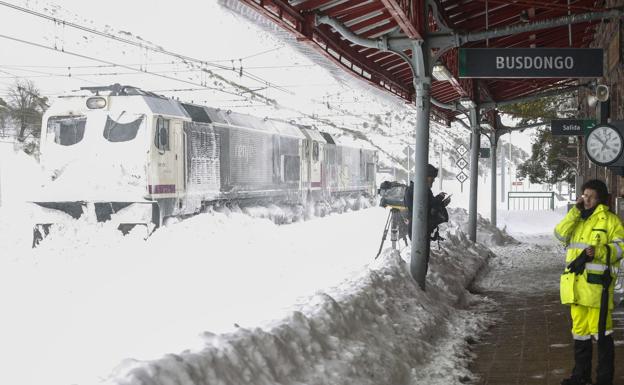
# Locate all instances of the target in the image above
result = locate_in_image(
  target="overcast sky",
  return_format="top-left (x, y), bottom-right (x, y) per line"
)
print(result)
top-left (0, 0), bottom-right (537, 153)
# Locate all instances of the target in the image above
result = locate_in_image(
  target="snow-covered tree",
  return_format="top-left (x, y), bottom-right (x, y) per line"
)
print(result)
top-left (6, 80), bottom-right (48, 141)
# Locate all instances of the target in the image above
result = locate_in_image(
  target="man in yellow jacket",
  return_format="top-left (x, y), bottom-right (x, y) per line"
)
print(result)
top-left (555, 179), bottom-right (624, 385)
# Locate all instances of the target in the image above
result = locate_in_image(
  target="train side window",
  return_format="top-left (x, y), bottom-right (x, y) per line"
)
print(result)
top-left (283, 155), bottom-right (300, 182)
top-left (312, 141), bottom-right (319, 161)
top-left (366, 163), bottom-right (375, 181)
top-left (155, 117), bottom-right (170, 151)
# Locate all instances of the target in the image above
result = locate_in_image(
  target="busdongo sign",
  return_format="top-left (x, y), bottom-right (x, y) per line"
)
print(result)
top-left (458, 48), bottom-right (603, 78)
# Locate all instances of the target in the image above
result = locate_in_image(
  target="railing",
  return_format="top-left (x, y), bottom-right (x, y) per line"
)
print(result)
top-left (507, 191), bottom-right (555, 210)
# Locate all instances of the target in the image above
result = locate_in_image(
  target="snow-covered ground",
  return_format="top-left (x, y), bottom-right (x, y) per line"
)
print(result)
top-left (0, 2), bottom-right (573, 384)
top-left (0, 145), bottom-right (571, 385)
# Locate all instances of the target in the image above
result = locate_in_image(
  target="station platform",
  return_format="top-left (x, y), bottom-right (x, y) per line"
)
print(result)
top-left (470, 291), bottom-right (624, 385)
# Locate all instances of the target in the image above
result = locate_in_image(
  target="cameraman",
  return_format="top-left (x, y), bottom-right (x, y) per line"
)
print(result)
top-left (404, 164), bottom-right (450, 269)
top-left (404, 164), bottom-right (450, 238)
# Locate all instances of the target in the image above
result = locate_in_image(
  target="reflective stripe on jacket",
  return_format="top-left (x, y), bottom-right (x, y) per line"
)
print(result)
top-left (554, 204), bottom-right (624, 309)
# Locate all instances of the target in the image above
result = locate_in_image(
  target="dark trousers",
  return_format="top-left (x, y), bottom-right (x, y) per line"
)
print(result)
top-left (597, 335), bottom-right (614, 385)
top-left (571, 339), bottom-right (592, 383)
top-left (569, 336), bottom-right (614, 385)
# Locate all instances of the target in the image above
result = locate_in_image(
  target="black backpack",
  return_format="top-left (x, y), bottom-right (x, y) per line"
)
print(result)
top-left (429, 196), bottom-right (449, 242)
top-left (429, 204), bottom-right (449, 230)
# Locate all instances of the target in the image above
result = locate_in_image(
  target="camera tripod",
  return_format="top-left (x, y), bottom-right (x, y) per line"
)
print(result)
top-left (375, 208), bottom-right (408, 259)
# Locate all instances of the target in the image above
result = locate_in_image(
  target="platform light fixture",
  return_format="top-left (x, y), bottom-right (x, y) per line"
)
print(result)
top-left (432, 64), bottom-right (454, 82)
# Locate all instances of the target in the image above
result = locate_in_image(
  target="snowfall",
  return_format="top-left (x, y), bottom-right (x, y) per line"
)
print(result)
top-left (0, 140), bottom-right (574, 385)
top-left (0, 1), bottom-right (579, 384)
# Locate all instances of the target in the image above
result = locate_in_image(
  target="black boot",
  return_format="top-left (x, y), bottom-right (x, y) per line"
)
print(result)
top-left (561, 339), bottom-right (592, 385)
top-left (595, 335), bottom-right (614, 385)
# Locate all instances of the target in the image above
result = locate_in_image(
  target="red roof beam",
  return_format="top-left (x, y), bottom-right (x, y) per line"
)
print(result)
top-left (493, 79), bottom-right (567, 100)
top-left (238, 0), bottom-right (414, 101)
top-left (432, 86), bottom-right (462, 101)
top-left (386, 60), bottom-right (411, 73)
top-left (463, 3), bottom-right (605, 33)
top-left (314, 0), bottom-right (363, 14)
top-left (486, 22), bottom-right (597, 48)
top-left (265, 0), bottom-right (305, 22)
top-left (293, 0), bottom-right (335, 12)
top-left (348, 11), bottom-right (392, 33)
top-left (361, 20), bottom-right (399, 38)
top-left (350, 17), bottom-right (395, 37)
top-left (485, 0), bottom-right (604, 13)
top-left (359, 49), bottom-right (395, 62)
top-left (314, 24), bottom-right (412, 95)
top-left (379, 0), bottom-right (422, 39)
top-left (330, 2), bottom-right (385, 19)
top-left (460, 3), bottom-right (522, 26)
top-left (394, 66), bottom-right (414, 78)
top-left (446, 2), bottom-right (492, 21)
top-left (373, 52), bottom-right (406, 67)
top-left (459, 6), bottom-right (541, 31)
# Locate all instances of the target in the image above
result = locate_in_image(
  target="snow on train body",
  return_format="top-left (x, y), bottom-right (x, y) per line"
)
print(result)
top-left (33, 85), bottom-right (377, 236)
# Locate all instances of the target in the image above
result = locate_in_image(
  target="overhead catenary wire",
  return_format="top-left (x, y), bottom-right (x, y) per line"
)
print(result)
top-left (0, 63), bottom-right (315, 71)
top-left (0, 5), bottom-right (426, 157)
top-left (0, 1), bottom-right (294, 97)
top-left (0, 3), bottom-right (390, 132)
top-left (0, 30), bottom-right (386, 131)
top-left (0, 32), bottom-right (255, 100)
top-left (0, 65), bottom-right (101, 85)
top-left (0, 33), bottom-right (374, 144)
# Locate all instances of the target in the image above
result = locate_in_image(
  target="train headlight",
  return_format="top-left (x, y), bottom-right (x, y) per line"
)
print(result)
top-left (86, 97), bottom-right (107, 109)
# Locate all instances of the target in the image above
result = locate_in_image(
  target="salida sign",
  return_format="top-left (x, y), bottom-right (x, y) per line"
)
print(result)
top-left (551, 119), bottom-right (596, 136)
top-left (459, 48), bottom-right (603, 78)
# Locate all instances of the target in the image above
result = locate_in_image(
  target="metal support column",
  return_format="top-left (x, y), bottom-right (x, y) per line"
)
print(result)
top-left (410, 40), bottom-right (431, 290)
top-left (500, 139), bottom-right (506, 203)
top-left (468, 106), bottom-right (480, 242)
top-left (490, 133), bottom-right (497, 228)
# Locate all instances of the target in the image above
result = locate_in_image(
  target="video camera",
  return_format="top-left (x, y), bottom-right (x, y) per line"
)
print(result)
top-left (378, 181), bottom-right (408, 209)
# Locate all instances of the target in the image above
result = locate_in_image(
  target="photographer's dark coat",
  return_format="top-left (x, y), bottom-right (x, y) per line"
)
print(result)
top-left (404, 181), bottom-right (447, 238)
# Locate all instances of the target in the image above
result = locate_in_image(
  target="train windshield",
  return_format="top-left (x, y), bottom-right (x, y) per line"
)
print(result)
top-left (103, 114), bottom-right (145, 142)
top-left (47, 115), bottom-right (87, 146)
top-left (46, 113), bottom-right (146, 147)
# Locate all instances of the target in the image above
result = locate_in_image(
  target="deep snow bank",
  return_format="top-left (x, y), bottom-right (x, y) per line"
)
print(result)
top-left (104, 210), bottom-right (504, 385)
top-left (446, 207), bottom-right (518, 247)
top-left (0, 145), bottom-right (519, 385)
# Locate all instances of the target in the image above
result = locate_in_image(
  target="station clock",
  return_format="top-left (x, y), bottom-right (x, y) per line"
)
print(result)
top-left (585, 124), bottom-right (624, 166)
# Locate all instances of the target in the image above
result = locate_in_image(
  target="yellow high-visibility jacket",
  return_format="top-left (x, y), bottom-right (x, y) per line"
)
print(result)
top-left (554, 204), bottom-right (624, 309)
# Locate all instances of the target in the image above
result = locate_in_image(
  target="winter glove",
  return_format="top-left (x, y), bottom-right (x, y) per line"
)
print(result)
top-left (435, 193), bottom-right (451, 207)
top-left (567, 249), bottom-right (592, 275)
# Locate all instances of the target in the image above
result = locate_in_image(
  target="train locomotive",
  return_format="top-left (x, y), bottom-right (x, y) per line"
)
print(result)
top-left (32, 84), bottom-right (377, 241)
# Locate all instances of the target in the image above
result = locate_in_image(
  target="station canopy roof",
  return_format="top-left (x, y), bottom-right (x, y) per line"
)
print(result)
top-left (236, 0), bottom-right (608, 125)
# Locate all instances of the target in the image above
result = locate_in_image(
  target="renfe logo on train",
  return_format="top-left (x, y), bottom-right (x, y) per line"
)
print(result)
top-left (458, 48), bottom-right (603, 78)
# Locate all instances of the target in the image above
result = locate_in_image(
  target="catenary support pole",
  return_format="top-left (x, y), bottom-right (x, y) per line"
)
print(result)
top-left (439, 145), bottom-right (443, 191)
top-left (490, 133), bottom-right (497, 228)
top-left (468, 106), bottom-right (480, 242)
top-left (501, 138), bottom-right (505, 203)
top-left (410, 40), bottom-right (431, 290)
